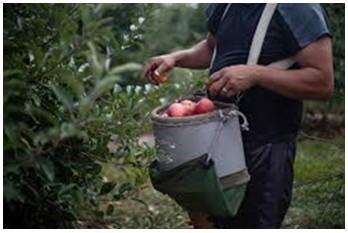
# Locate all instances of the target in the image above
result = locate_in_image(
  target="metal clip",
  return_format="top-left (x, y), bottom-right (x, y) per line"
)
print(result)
top-left (235, 110), bottom-right (249, 131)
top-left (225, 109), bottom-right (249, 131)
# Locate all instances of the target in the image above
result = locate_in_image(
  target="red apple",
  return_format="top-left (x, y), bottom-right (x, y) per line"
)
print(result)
top-left (193, 98), bottom-right (215, 115)
top-left (167, 103), bottom-right (186, 117)
top-left (180, 100), bottom-right (196, 116)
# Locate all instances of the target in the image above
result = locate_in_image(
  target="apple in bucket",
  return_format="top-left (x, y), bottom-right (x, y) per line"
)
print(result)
top-left (193, 98), bottom-right (215, 114)
top-left (166, 103), bottom-right (186, 117)
top-left (181, 100), bottom-right (196, 116)
top-left (163, 98), bottom-right (215, 117)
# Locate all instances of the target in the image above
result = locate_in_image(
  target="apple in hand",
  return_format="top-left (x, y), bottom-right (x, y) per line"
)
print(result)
top-left (193, 98), bottom-right (215, 114)
top-left (166, 103), bottom-right (186, 117)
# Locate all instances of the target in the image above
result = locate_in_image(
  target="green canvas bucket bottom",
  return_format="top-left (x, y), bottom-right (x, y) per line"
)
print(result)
top-left (149, 154), bottom-right (249, 218)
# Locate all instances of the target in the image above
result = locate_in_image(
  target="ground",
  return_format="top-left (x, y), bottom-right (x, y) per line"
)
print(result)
top-left (79, 132), bottom-right (344, 229)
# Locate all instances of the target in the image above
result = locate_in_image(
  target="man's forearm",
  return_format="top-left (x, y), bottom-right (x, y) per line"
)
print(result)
top-left (170, 39), bottom-right (213, 69)
top-left (253, 65), bottom-right (334, 100)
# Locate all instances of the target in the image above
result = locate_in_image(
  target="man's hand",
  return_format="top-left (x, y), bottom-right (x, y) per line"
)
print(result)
top-left (142, 33), bottom-right (216, 85)
top-left (207, 65), bottom-right (258, 97)
top-left (142, 55), bottom-right (176, 85)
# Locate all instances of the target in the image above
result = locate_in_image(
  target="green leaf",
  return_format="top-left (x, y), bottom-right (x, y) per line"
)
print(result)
top-left (109, 62), bottom-right (142, 75)
top-left (4, 181), bottom-right (24, 203)
top-left (38, 158), bottom-right (55, 182)
top-left (99, 182), bottom-right (116, 196)
top-left (60, 122), bottom-right (77, 139)
top-left (25, 104), bottom-right (57, 125)
top-left (59, 69), bottom-right (85, 98)
top-left (51, 84), bottom-right (74, 113)
top-left (92, 75), bottom-right (121, 99)
top-left (4, 69), bottom-right (22, 77)
top-left (79, 75), bottom-right (121, 114)
top-left (58, 183), bottom-right (77, 196)
top-left (87, 42), bottom-right (103, 78)
top-left (4, 124), bottom-right (20, 146)
top-left (20, 137), bottom-right (32, 150)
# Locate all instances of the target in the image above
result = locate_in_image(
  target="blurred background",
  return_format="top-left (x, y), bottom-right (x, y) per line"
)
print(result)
top-left (3, 3), bottom-right (344, 228)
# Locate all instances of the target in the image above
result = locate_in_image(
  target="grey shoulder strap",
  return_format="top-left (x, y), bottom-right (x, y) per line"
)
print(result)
top-left (247, 3), bottom-right (277, 65)
top-left (248, 3), bottom-right (295, 68)
top-left (221, 3), bottom-right (232, 23)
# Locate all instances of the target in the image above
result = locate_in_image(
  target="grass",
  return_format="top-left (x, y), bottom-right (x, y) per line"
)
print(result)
top-left (282, 135), bottom-right (345, 229)
top-left (93, 133), bottom-right (344, 229)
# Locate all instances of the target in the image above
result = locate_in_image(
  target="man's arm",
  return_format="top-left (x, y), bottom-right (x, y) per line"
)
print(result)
top-left (143, 33), bottom-right (216, 84)
top-left (253, 36), bottom-right (334, 100)
top-left (208, 36), bottom-right (334, 100)
top-left (172, 33), bottom-right (216, 69)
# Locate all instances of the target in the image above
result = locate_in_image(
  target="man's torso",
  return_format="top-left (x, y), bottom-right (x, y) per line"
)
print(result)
top-left (205, 3), bottom-right (330, 144)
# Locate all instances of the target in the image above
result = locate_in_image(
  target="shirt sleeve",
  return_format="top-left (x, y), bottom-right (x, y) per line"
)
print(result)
top-left (277, 3), bottom-right (332, 55)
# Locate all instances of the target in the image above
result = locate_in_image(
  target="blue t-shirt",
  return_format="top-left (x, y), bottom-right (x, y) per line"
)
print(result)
top-left (205, 3), bottom-right (331, 144)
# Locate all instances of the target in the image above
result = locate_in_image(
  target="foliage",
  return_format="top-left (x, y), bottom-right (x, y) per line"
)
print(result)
top-left (4, 3), bottom-right (208, 228)
top-left (325, 4), bottom-right (345, 97)
top-left (141, 4), bottom-right (207, 56)
top-left (3, 3), bottom-right (156, 228)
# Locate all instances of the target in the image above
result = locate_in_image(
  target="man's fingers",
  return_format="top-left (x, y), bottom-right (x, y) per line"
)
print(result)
top-left (142, 63), bottom-right (152, 79)
top-left (142, 60), bottom-right (153, 78)
top-left (148, 70), bottom-right (160, 85)
top-left (206, 69), bottom-right (224, 87)
top-left (223, 82), bottom-right (237, 98)
top-left (208, 76), bottom-right (227, 97)
top-left (143, 57), bottom-right (172, 85)
top-left (224, 80), bottom-right (243, 98)
top-left (147, 63), bottom-right (158, 82)
top-left (155, 62), bottom-right (170, 76)
top-left (142, 59), bottom-right (160, 84)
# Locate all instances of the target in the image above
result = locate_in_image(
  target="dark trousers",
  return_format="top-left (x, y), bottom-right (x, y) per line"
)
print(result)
top-left (212, 139), bottom-right (297, 228)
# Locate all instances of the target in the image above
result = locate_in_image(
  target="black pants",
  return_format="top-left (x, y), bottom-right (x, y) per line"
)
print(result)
top-left (212, 139), bottom-right (297, 228)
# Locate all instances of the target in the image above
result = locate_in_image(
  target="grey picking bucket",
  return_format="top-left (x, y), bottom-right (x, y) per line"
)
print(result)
top-left (149, 97), bottom-right (250, 217)
top-left (150, 98), bottom-right (250, 181)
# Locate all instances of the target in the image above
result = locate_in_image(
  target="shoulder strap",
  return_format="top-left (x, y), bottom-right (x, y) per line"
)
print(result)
top-left (247, 3), bottom-right (278, 65)
top-left (248, 3), bottom-right (296, 68)
top-left (220, 3), bottom-right (231, 23)
top-left (268, 56), bottom-right (296, 69)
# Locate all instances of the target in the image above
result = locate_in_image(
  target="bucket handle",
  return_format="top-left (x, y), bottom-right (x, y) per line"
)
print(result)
top-left (219, 107), bottom-right (249, 131)
top-left (229, 110), bottom-right (249, 131)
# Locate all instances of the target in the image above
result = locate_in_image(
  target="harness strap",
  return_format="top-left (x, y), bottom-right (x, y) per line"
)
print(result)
top-left (247, 4), bottom-right (296, 70)
top-left (268, 56), bottom-right (296, 69)
top-left (247, 4), bottom-right (278, 65)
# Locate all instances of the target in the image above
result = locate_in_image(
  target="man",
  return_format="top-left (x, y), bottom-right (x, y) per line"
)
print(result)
top-left (143, 3), bottom-right (334, 228)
